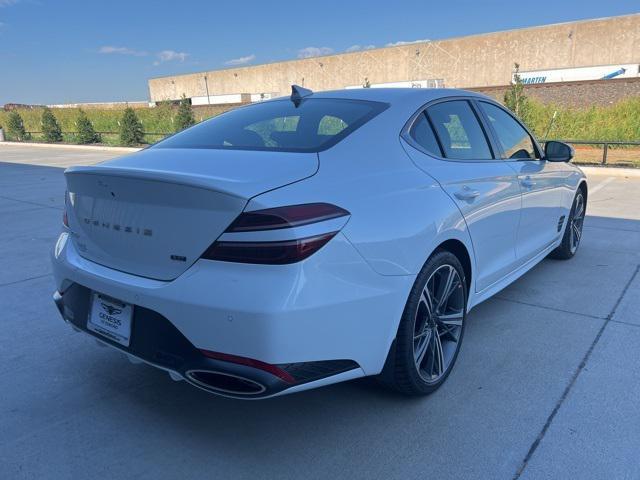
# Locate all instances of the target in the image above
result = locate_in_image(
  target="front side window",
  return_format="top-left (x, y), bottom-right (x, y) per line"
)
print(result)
top-left (154, 98), bottom-right (387, 153)
top-left (479, 102), bottom-right (539, 160)
top-left (426, 100), bottom-right (493, 160)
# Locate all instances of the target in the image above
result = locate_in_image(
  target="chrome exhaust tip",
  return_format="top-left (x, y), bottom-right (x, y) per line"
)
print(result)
top-left (185, 370), bottom-right (266, 396)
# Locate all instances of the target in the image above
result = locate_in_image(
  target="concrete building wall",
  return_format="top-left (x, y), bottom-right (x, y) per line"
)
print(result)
top-left (148, 14), bottom-right (640, 103)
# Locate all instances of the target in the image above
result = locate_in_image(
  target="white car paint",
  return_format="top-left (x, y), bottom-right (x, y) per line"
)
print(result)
top-left (51, 87), bottom-right (586, 398)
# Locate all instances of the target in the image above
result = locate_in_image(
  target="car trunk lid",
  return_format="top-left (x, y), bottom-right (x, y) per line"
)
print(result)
top-left (64, 148), bottom-right (318, 280)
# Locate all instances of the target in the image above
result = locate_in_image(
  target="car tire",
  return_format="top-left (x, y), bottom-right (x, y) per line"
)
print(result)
top-left (549, 187), bottom-right (586, 260)
top-left (380, 249), bottom-right (467, 395)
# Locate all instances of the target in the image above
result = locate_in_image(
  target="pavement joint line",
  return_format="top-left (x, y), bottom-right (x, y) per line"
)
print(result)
top-left (609, 319), bottom-right (640, 329)
top-left (0, 273), bottom-right (52, 289)
top-left (0, 195), bottom-right (63, 211)
top-left (583, 225), bottom-right (640, 234)
top-left (512, 263), bottom-right (640, 480)
top-left (494, 296), bottom-right (605, 321)
top-left (588, 177), bottom-right (615, 196)
top-left (0, 205), bottom-right (47, 216)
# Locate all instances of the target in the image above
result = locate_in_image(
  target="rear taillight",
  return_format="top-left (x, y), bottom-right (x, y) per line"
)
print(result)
top-left (226, 203), bottom-right (349, 232)
top-left (62, 191), bottom-right (69, 227)
top-left (204, 232), bottom-right (337, 265)
top-left (202, 203), bottom-right (349, 265)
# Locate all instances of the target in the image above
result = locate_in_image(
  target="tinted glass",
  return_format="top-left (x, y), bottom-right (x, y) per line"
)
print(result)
top-left (427, 100), bottom-right (493, 160)
top-left (480, 102), bottom-right (539, 160)
top-left (410, 112), bottom-right (442, 157)
top-left (154, 98), bottom-right (387, 152)
top-left (317, 115), bottom-right (348, 135)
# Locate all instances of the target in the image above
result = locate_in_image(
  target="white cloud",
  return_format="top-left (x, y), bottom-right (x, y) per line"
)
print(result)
top-left (99, 46), bottom-right (189, 65)
top-left (99, 45), bottom-right (148, 56)
top-left (385, 39), bottom-right (430, 47)
top-left (297, 46), bottom-right (333, 59)
top-left (0, 0), bottom-right (20, 7)
top-left (98, 45), bottom-right (191, 67)
top-left (225, 54), bottom-right (256, 66)
top-left (345, 44), bottom-right (375, 52)
top-left (153, 50), bottom-right (189, 65)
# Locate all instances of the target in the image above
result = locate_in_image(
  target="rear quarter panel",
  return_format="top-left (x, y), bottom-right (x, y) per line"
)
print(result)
top-left (247, 113), bottom-right (475, 280)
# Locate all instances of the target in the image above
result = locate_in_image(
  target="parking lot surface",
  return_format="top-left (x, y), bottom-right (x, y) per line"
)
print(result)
top-left (1, 145), bottom-right (639, 479)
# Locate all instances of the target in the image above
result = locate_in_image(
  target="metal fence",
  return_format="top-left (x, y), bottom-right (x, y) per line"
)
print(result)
top-left (21, 130), bottom-right (171, 144)
top-left (543, 140), bottom-right (640, 167)
top-left (23, 130), bottom-right (171, 136)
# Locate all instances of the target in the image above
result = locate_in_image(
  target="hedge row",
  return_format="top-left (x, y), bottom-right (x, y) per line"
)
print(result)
top-left (0, 101), bottom-right (234, 146)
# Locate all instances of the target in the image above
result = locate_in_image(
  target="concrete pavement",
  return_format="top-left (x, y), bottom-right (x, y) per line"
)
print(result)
top-left (0, 145), bottom-right (638, 479)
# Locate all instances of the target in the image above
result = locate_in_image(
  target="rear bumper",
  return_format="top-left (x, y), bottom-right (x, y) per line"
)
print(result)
top-left (53, 284), bottom-right (359, 398)
top-left (51, 231), bottom-right (414, 397)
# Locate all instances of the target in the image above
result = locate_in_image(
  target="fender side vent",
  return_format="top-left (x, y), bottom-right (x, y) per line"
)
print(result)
top-left (557, 215), bottom-right (566, 232)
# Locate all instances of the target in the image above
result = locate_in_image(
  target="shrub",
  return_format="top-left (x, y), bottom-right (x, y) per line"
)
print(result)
top-left (175, 94), bottom-right (195, 131)
top-left (504, 63), bottom-right (532, 126)
top-left (119, 107), bottom-right (144, 146)
top-left (76, 109), bottom-right (101, 144)
top-left (41, 107), bottom-right (63, 142)
top-left (6, 110), bottom-right (29, 141)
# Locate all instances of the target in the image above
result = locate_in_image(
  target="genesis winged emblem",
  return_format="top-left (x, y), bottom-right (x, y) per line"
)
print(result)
top-left (100, 302), bottom-right (122, 316)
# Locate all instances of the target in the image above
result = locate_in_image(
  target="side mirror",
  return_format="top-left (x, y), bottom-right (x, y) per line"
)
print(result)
top-left (545, 141), bottom-right (574, 162)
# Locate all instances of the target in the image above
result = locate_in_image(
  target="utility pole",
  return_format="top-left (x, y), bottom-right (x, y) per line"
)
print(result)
top-left (204, 76), bottom-right (211, 105)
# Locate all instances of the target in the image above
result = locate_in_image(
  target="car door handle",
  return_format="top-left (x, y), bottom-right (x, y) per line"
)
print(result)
top-left (521, 177), bottom-right (537, 189)
top-left (454, 188), bottom-right (480, 201)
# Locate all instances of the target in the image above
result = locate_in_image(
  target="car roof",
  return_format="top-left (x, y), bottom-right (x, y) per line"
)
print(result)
top-left (282, 87), bottom-right (491, 106)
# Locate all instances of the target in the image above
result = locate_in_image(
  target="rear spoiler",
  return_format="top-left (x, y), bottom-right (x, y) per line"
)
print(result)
top-left (65, 165), bottom-right (248, 200)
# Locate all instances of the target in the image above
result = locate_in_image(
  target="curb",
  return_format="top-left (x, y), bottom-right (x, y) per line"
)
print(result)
top-left (0, 141), bottom-right (141, 153)
top-left (579, 166), bottom-right (640, 178)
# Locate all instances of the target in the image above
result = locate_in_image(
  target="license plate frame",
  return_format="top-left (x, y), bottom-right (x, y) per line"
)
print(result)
top-left (87, 292), bottom-right (133, 347)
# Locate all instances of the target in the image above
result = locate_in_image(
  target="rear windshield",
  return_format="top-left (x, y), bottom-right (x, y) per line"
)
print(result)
top-left (153, 98), bottom-right (388, 153)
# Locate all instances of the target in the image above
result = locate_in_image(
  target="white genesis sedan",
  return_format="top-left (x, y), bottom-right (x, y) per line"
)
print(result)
top-left (51, 86), bottom-right (587, 398)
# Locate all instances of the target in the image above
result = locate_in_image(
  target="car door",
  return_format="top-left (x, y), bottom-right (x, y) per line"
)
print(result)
top-left (476, 101), bottom-right (566, 264)
top-left (402, 98), bottom-right (522, 293)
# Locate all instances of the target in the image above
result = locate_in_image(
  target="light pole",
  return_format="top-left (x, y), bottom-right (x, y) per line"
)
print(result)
top-left (204, 76), bottom-right (211, 105)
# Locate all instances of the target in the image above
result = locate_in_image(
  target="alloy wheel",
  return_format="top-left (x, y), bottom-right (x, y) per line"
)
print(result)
top-left (413, 264), bottom-right (465, 384)
top-left (570, 193), bottom-right (585, 254)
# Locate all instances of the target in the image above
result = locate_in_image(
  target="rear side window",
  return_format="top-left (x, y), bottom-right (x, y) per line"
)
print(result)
top-left (409, 112), bottom-right (442, 157)
top-left (426, 100), bottom-right (493, 160)
top-left (154, 98), bottom-right (388, 153)
top-left (479, 102), bottom-right (539, 160)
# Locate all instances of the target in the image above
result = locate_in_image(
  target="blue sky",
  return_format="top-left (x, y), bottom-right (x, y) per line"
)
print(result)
top-left (0, 0), bottom-right (638, 105)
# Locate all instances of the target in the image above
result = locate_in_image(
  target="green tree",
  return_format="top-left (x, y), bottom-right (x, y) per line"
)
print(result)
top-left (6, 111), bottom-right (29, 141)
top-left (75, 109), bottom-right (101, 144)
top-left (41, 107), bottom-right (63, 142)
top-left (504, 63), bottom-right (532, 125)
top-left (175, 94), bottom-right (195, 131)
top-left (119, 107), bottom-right (144, 146)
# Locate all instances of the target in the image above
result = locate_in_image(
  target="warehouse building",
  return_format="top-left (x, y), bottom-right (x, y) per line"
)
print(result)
top-left (148, 14), bottom-right (640, 107)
